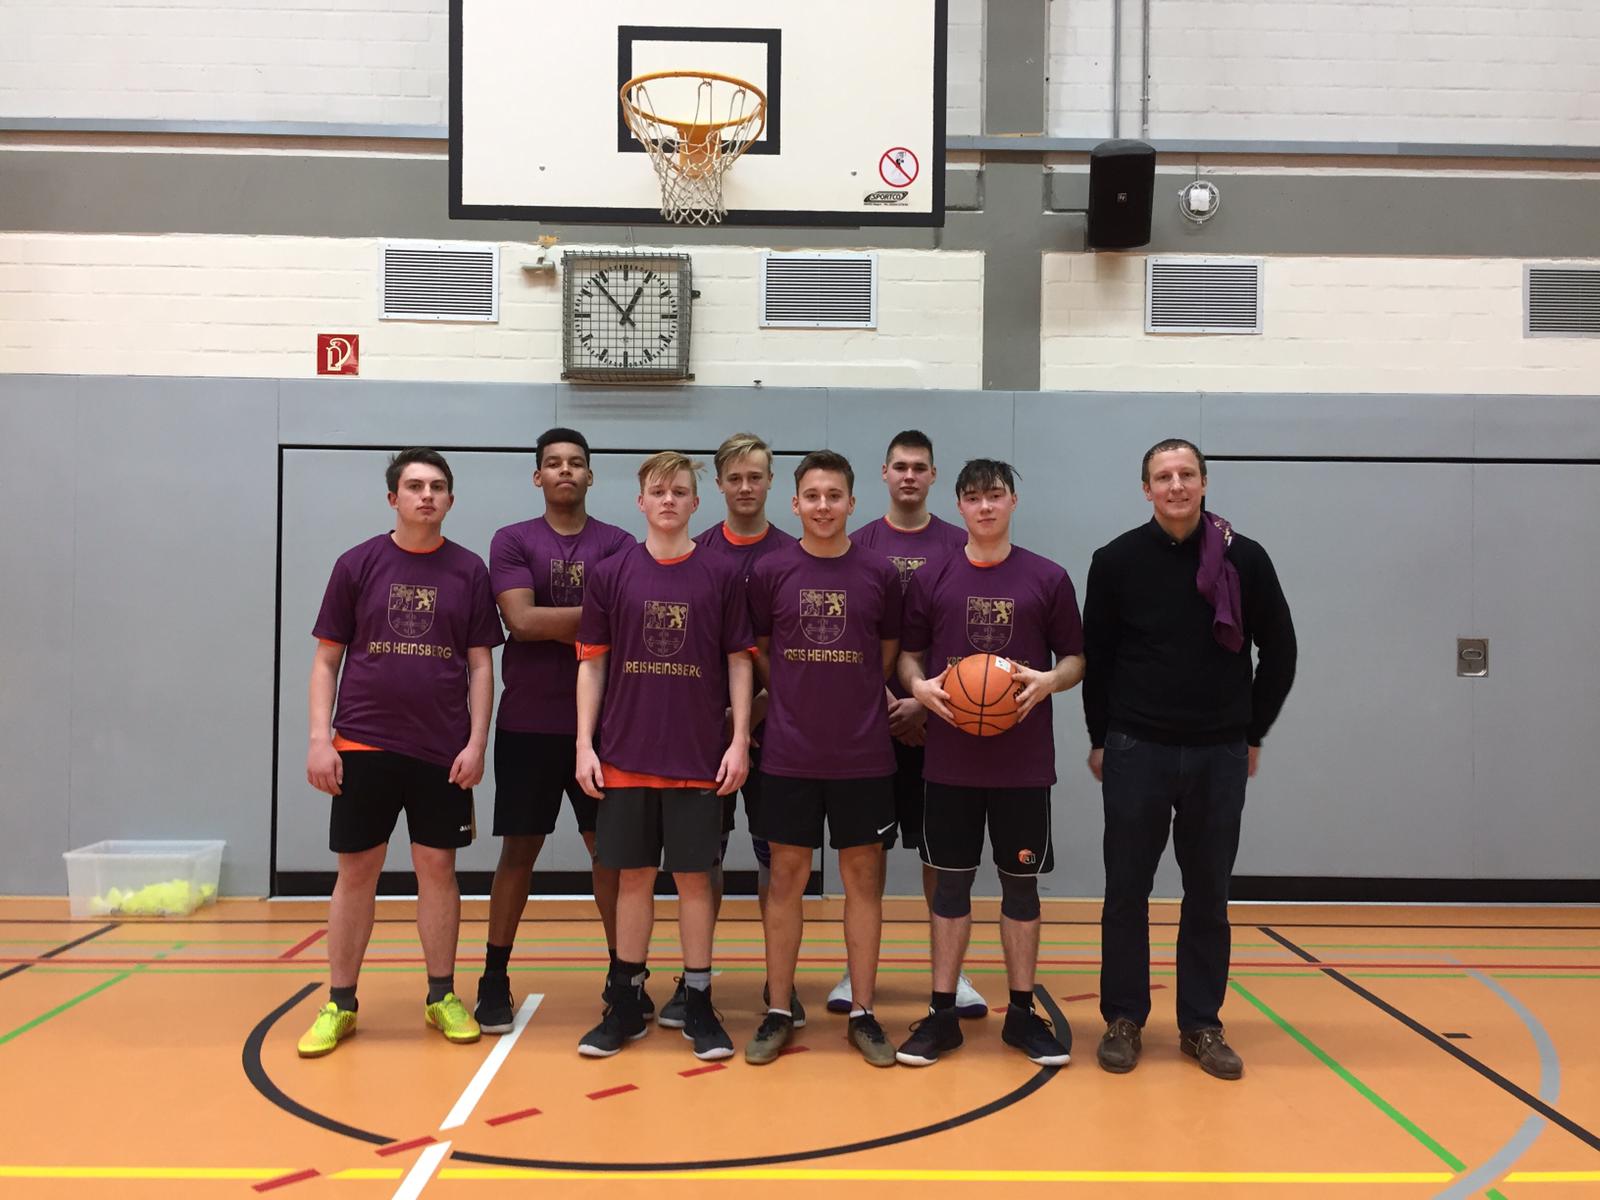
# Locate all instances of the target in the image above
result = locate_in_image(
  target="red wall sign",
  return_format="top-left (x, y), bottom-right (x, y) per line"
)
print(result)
top-left (317, 334), bottom-right (360, 376)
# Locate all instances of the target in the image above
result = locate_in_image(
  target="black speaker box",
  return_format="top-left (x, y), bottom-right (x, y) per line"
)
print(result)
top-left (1087, 140), bottom-right (1156, 249)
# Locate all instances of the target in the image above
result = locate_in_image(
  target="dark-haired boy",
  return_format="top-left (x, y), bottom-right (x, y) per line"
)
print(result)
top-left (475, 428), bottom-right (638, 1034)
top-left (895, 459), bottom-right (1084, 1069)
top-left (744, 451), bottom-right (901, 1068)
top-left (299, 448), bottom-right (503, 1057)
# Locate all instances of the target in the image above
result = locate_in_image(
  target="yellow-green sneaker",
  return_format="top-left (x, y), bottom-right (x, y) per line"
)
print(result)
top-left (297, 1002), bottom-right (357, 1058)
top-left (425, 992), bottom-right (481, 1044)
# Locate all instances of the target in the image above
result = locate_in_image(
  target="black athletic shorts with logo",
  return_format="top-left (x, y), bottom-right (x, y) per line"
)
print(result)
top-left (920, 782), bottom-right (1054, 876)
top-left (887, 738), bottom-right (926, 849)
top-left (753, 773), bottom-right (896, 851)
top-left (492, 728), bottom-right (597, 836)
top-left (330, 749), bottom-right (475, 853)
top-left (595, 787), bottom-right (723, 873)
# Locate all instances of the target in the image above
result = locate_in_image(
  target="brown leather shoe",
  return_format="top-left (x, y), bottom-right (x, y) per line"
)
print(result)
top-left (1096, 1017), bottom-right (1142, 1073)
top-left (1180, 1026), bottom-right (1243, 1080)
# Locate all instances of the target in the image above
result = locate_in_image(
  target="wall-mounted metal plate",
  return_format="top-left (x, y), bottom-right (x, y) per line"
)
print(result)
top-left (1457, 637), bottom-right (1488, 677)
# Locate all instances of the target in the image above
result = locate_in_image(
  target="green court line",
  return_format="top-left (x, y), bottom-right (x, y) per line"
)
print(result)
top-left (1230, 980), bottom-right (1505, 1200)
top-left (0, 969), bottom-right (139, 1045)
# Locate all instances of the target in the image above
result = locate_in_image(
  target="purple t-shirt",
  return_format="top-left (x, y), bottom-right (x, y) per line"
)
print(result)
top-left (749, 542), bottom-right (902, 780)
top-left (491, 515), bottom-right (634, 734)
top-left (313, 534), bottom-right (504, 768)
top-left (693, 521), bottom-right (799, 581)
top-left (901, 545), bottom-right (1084, 788)
top-left (852, 513), bottom-right (968, 697)
top-left (577, 544), bottom-right (753, 782)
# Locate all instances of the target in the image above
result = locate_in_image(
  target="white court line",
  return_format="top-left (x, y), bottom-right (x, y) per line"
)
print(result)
top-left (392, 1141), bottom-right (452, 1200)
top-left (440, 993), bottom-right (544, 1130)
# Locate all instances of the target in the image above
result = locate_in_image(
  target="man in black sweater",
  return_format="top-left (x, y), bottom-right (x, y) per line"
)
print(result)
top-left (1083, 439), bottom-right (1296, 1080)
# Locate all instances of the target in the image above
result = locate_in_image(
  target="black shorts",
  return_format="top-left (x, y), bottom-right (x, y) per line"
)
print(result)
top-left (595, 787), bottom-right (723, 873)
top-left (888, 738), bottom-right (927, 849)
top-left (330, 749), bottom-right (474, 853)
top-left (492, 728), bottom-right (597, 836)
top-left (921, 782), bottom-right (1054, 876)
top-left (753, 773), bottom-right (896, 851)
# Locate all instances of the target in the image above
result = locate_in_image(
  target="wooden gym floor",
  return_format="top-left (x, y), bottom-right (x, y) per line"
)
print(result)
top-left (2, 896), bottom-right (1598, 1198)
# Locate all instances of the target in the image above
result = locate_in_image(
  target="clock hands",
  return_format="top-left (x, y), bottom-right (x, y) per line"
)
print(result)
top-left (620, 285), bottom-right (646, 325)
top-left (592, 279), bottom-right (634, 326)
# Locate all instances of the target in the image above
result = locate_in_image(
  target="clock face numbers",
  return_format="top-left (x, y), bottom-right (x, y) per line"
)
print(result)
top-left (571, 264), bottom-right (680, 368)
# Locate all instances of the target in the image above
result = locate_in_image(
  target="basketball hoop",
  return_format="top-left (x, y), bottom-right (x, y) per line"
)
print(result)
top-left (620, 70), bottom-right (767, 226)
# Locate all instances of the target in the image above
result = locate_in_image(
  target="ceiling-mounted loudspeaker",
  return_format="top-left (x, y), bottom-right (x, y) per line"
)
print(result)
top-left (1087, 140), bottom-right (1156, 249)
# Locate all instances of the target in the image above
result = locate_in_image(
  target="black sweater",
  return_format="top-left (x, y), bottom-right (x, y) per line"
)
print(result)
top-left (1082, 518), bottom-right (1297, 747)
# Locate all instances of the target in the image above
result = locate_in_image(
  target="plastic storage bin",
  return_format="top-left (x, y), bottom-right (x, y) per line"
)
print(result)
top-left (63, 840), bottom-right (225, 917)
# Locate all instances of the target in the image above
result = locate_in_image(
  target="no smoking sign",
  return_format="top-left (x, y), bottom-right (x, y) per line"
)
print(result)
top-left (879, 147), bottom-right (919, 188)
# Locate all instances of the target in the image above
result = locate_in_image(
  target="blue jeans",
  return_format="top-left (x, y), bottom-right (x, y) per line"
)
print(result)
top-left (1098, 731), bottom-right (1249, 1032)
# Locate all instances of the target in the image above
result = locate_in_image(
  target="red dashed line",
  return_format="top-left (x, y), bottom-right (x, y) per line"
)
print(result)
top-left (587, 1083), bottom-right (639, 1100)
top-left (1150, 983), bottom-right (1167, 991)
top-left (278, 928), bottom-right (327, 960)
top-left (778, 1044), bottom-right (810, 1056)
top-left (1062, 992), bottom-right (1098, 1002)
top-left (375, 1136), bottom-right (437, 1157)
top-left (485, 1106), bottom-right (542, 1126)
top-left (679, 1063), bottom-right (728, 1077)
top-left (253, 1168), bottom-right (319, 1192)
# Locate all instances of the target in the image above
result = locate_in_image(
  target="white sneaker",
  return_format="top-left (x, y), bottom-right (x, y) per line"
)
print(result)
top-left (954, 973), bottom-right (989, 1019)
top-left (826, 970), bottom-right (853, 1014)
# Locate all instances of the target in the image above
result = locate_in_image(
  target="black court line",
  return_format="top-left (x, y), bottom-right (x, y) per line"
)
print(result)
top-left (243, 982), bottom-right (1063, 1172)
top-left (0, 923), bottom-right (117, 983)
top-left (1259, 925), bottom-right (1600, 1155)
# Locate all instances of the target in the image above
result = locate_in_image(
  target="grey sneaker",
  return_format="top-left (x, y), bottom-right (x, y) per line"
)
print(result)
top-left (744, 1010), bottom-right (795, 1065)
top-left (1180, 1026), bottom-right (1244, 1080)
top-left (658, 976), bottom-right (687, 1029)
top-left (762, 981), bottom-right (807, 1028)
top-left (1097, 1017), bottom-right (1142, 1073)
top-left (848, 1012), bottom-right (896, 1067)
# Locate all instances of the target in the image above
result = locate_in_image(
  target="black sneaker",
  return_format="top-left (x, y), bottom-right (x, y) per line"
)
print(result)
top-left (762, 981), bottom-right (807, 1028)
top-left (473, 973), bottom-right (514, 1035)
top-left (681, 987), bottom-right (735, 1061)
top-left (744, 1010), bottom-right (795, 1065)
top-left (1001, 1006), bottom-right (1071, 1067)
top-left (602, 968), bottom-right (655, 1022)
top-left (577, 1000), bottom-right (648, 1058)
top-left (658, 977), bottom-right (688, 1029)
top-left (895, 1008), bottom-right (963, 1067)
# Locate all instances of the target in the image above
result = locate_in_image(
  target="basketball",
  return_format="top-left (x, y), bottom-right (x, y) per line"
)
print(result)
top-left (944, 653), bottom-right (1022, 737)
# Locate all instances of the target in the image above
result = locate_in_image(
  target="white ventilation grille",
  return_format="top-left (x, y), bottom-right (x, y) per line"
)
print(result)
top-left (380, 241), bottom-right (499, 322)
top-left (760, 252), bottom-right (877, 329)
top-left (1526, 264), bottom-right (1600, 337)
top-left (1145, 257), bottom-right (1263, 334)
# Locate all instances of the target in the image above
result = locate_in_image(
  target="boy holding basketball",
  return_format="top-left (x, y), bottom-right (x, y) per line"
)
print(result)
top-left (573, 452), bottom-right (753, 1061)
top-left (895, 458), bottom-right (1085, 1068)
top-left (744, 450), bottom-right (902, 1067)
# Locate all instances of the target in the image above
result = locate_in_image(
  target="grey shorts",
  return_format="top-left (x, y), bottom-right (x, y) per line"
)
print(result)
top-left (595, 787), bottom-right (723, 872)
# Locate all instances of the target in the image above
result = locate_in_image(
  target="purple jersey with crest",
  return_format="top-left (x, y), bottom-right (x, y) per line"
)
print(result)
top-left (313, 534), bottom-right (504, 768)
top-left (693, 521), bottom-right (799, 581)
top-left (901, 545), bottom-right (1084, 788)
top-left (491, 515), bottom-right (634, 734)
top-left (577, 544), bottom-right (753, 781)
top-left (749, 543), bottom-right (902, 779)
top-left (851, 513), bottom-right (968, 697)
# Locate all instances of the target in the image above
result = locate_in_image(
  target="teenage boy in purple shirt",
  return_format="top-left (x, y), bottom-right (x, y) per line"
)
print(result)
top-left (656, 432), bottom-right (798, 1029)
top-left (474, 428), bottom-right (637, 1035)
top-left (895, 458), bottom-right (1085, 1069)
top-left (572, 452), bottom-right (754, 1061)
top-left (833, 429), bottom-right (987, 1020)
top-left (298, 448), bottom-right (503, 1058)
top-left (744, 450), bottom-right (901, 1068)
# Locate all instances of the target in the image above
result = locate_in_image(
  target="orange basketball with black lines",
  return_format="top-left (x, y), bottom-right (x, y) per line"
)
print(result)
top-left (945, 653), bottom-right (1022, 737)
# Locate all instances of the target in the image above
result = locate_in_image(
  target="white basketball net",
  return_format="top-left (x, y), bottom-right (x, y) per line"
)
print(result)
top-left (621, 75), bottom-right (766, 226)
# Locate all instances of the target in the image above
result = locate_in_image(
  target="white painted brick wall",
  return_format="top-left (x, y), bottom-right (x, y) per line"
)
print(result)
top-left (1049, 0), bottom-right (1600, 144)
top-left (0, 234), bottom-right (983, 388)
top-left (1040, 253), bottom-right (1600, 393)
top-left (0, 1), bottom-right (980, 135)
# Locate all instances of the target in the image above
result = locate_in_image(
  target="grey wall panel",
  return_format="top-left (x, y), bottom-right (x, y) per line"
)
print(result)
top-left (1203, 393), bottom-right (1477, 460)
top-left (1474, 395), bottom-right (1600, 460)
top-left (984, 0), bottom-right (1048, 136)
top-left (1214, 462), bottom-right (1476, 877)
top-left (0, 377), bottom-right (78, 892)
top-left (1014, 392), bottom-right (1202, 898)
top-left (1470, 465), bottom-right (1600, 875)
top-left (556, 385), bottom-right (828, 457)
top-left (68, 378), bottom-right (278, 895)
top-left (279, 380), bottom-right (556, 448)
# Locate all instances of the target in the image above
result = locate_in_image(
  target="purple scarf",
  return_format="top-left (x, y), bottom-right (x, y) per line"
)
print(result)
top-left (1196, 512), bottom-right (1244, 653)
